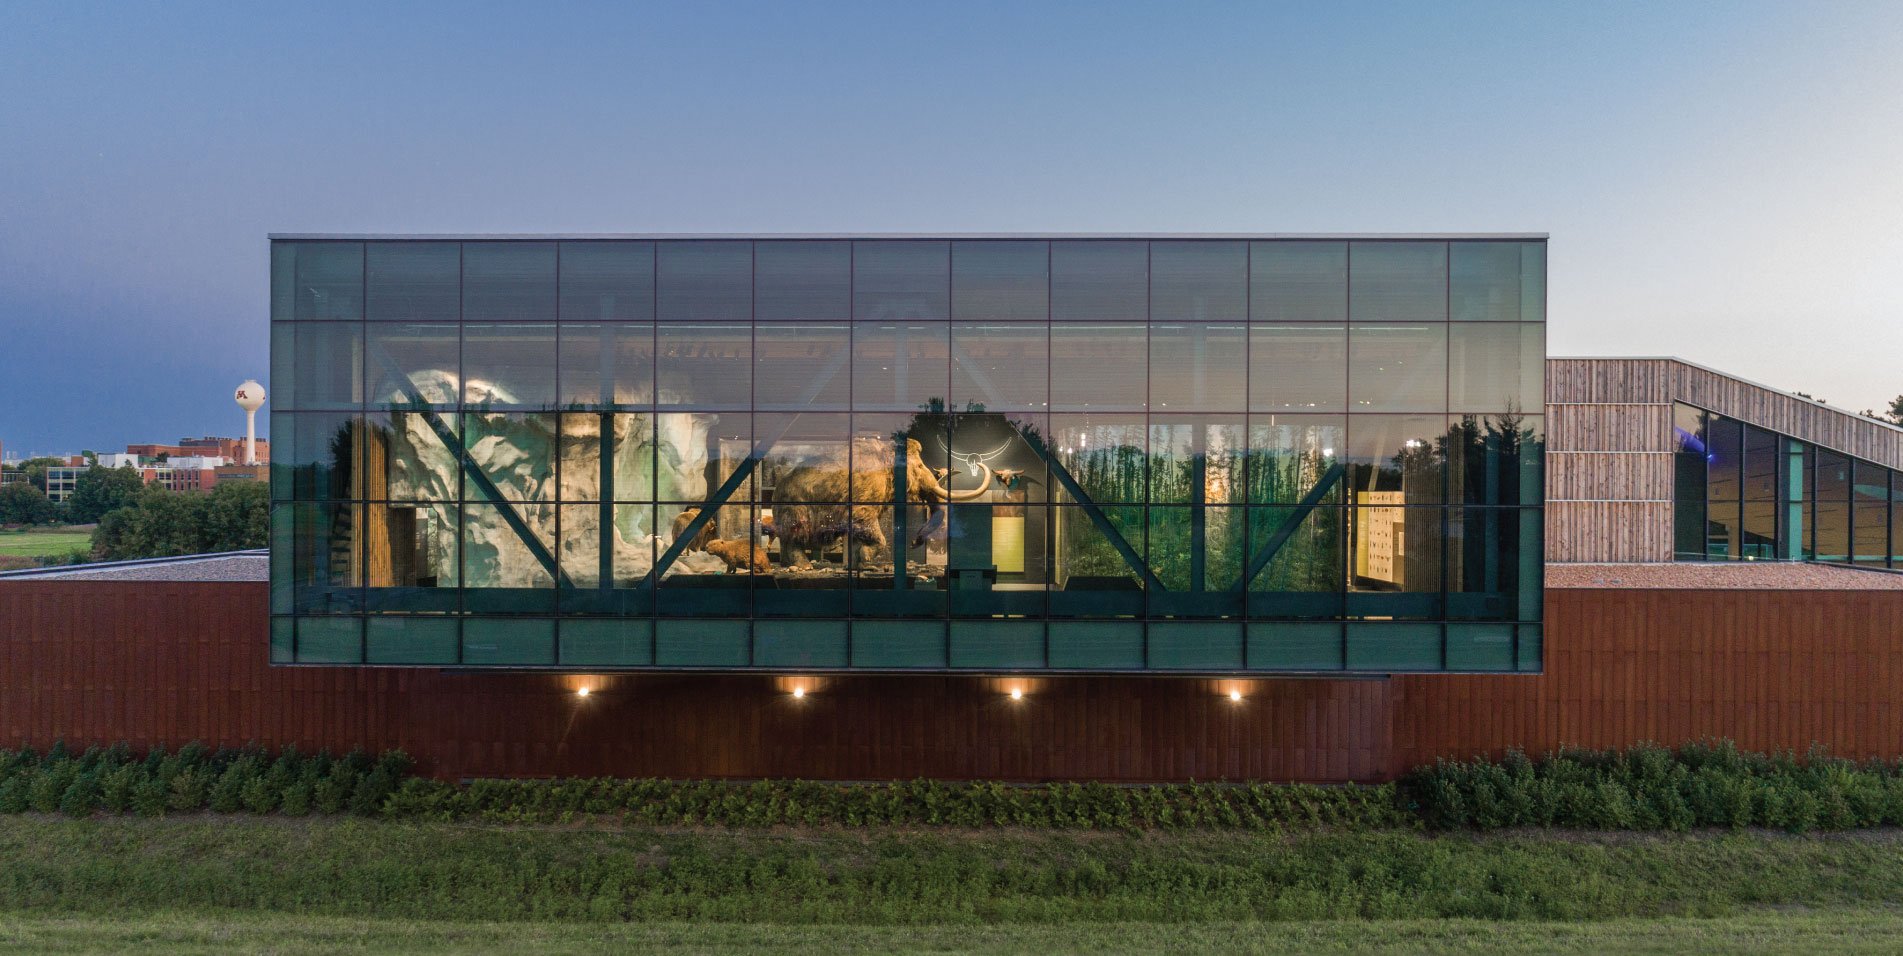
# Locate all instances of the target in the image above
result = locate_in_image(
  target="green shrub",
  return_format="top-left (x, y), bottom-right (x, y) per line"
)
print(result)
top-left (59, 774), bottom-right (101, 818)
top-left (98, 765), bottom-right (141, 813)
top-left (130, 776), bottom-right (168, 817)
top-left (167, 769), bottom-right (209, 812)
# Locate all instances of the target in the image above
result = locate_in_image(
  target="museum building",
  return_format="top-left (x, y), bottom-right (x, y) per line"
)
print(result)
top-left (15, 232), bottom-right (1903, 783)
top-left (267, 235), bottom-right (1547, 674)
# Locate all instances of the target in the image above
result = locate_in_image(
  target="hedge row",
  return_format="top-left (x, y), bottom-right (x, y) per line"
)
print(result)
top-left (9, 740), bottom-right (1903, 832)
top-left (0, 743), bottom-right (408, 819)
top-left (1403, 741), bottom-right (1903, 833)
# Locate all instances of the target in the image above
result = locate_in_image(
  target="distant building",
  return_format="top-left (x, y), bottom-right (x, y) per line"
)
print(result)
top-left (44, 466), bottom-right (83, 503)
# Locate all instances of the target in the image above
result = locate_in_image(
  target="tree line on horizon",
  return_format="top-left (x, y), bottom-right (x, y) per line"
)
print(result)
top-left (0, 463), bottom-right (265, 562)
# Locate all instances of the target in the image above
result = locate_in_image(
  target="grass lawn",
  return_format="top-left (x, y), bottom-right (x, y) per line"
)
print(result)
top-left (5, 817), bottom-right (1903, 952)
top-left (0, 527), bottom-right (92, 559)
top-left (5, 911), bottom-right (1903, 955)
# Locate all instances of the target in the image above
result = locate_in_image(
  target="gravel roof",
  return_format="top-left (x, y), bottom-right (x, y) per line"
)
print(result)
top-left (1547, 562), bottom-right (1903, 590)
top-left (1, 552), bottom-right (268, 582)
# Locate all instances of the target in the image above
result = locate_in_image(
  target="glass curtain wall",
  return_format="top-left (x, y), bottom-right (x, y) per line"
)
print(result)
top-left (1673, 402), bottom-right (1903, 565)
top-left (272, 237), bottom-right (1545, 672)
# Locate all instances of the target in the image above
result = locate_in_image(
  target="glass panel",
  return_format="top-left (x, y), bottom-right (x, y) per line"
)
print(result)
top-left (755, 415), bottom-right (881, 607)
top-left (1350, 241), bottom-right (1447, 322)
top-left (1451, 241), bottom-right (1537, 322)
top-left (1051, 504), bottom-right (1146, 614)
top-left (287, 412), bottom-right (358, 501)
top-left (1245, 507), bottom-right (1345, 618)
top-left (1251, 241), bottom-right (1346, 323)
top-left (1890, 477), bottom-right (1903, 566)
top-left (1447, 323), bottom-right (1543, 412)
top-left (1706, 417), bottom-right (1743, 502)
top-left (1150, 241), bottom-right (1245, 323)
top-left (854, 241), bottom-right (948, 322)
top-left (1247, 415), bottom-right (1344, 505)
top-left (1814, 500), bottom-right (1849, 562)
top-left (1448, 413), bottom-right (1542, 507)
top-left (1051, 413), bottom-right (1147, 504)
top-left (1149, 416), bottom-right (1245, 505)
top-left (953, 240), bottom-right (1047, 322)
top-left (1147, 505), bottom-right (1246, 592)
top-left (365, 410), bottom-right (459, 502)
top-left (1349, 324), bottom-right (1447, 412)
top-left (652, 411), bottom-right (748, 503)
top-left (363, 500), bottom-right (459, 590)
top-left (1051, 241), bottom-right (1146, 322)
top-left (462, 324), bottom-right (556, 408)
top-left (1348, 505), bottom-right (1443, 616)
top-left (1447, 506), bottom-right (1520, 620)
top-left (281, 242), bottom-right (364, 321)
top-left (657, 323), bottom-right (752, 408)
top-left (755, 323), bottom-right (850, 411)
top-left (558, 323), bottom-right (654, 407)
top-left (657, 241), bottom-right (751, 322)
top-left (1250, 324), bottom-right (1346, 413)
top-left (853, 323), bottom-right (949, 411)
top-left (460, 413), bottom-right (557, 502)
top-left (1050, 323), bottom-right (1146, 412)
top-left (558, 503), bottom-right (659, 591)
top-left (1872, 500), bottom-right (1902, 565)
top-left (290, 502), bottom-right (364, 612)
top-left (559, 241), bottom-right (654, 322)
top-left (462, 242), bottom-right (555, 323)
top-left (366, 242), bottom-right (460, 323)
top-left (291, 323), bottom-right (364, 410)
top-left (1673, 404), bottom-right (1708, 560)
top-left (1705, 498), bottom-right (1740, 560)
top-left (1743, 426), bottom-right (1779, 501)
top-left (366, 324), bottom-right (460, 406)
top-left (756, 240), bottom-right (849, 321)
top-left (462, 501), bottom-right (557, 590)
top-left (952, 324), bottom-right (1046, 413)
top-left (1150, 323), bottom-right (1245, 411)
top-left (557, 411), bottom-right (654, 503)
top-left (1815, 450), bottom-right (1850, 502)
top-left (1347, 415), bottom-right (1445, 507)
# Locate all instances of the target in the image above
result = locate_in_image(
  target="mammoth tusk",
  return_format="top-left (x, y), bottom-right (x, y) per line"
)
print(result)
top-left (943, 462), bottom-right (993, 502)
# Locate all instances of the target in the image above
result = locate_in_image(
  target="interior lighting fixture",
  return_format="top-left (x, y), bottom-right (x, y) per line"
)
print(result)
top-left (792, 686), bottom-right (806, 699)
top-left (1228, 690), bottom-right (1243, 703)
top-left (575, 687), bottom-right (591, 698)
top-left (1009, 688), bottom-right (1024, 701)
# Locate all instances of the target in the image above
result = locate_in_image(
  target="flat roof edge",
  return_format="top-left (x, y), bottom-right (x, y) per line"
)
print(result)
top-left (268, 232), bottom-right (1551, 241)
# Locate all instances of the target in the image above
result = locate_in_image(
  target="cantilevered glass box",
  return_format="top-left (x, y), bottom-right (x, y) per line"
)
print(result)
top-left (269, 235), bottom-right (1544, 672)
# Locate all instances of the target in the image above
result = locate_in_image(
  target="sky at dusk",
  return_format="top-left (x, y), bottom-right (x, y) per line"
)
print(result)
top-left (3, 1), bottom-right (1903, 455)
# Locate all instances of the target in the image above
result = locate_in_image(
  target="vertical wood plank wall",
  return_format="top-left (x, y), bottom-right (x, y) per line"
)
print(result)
top-left (1544, 357), bottom-right (1903, 562)
top-left (7, 580), bottom-right (1902, 782)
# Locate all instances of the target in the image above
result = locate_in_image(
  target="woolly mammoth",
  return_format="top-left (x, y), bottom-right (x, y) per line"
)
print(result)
top-left (771, 436), bottom-right (992, 565)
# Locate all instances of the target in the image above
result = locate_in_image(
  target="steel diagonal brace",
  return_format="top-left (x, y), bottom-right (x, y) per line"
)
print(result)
top-left (1234, 462), bottom-right (1345, 592)
top-left (367, 346), bottom-right (570, 589)
top-left (1022, 432), bottom-right (1166, 592)
top-left (640, 346), bottom-right (853, 587)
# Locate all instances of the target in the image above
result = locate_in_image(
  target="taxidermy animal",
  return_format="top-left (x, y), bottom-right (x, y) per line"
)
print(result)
top-left (670, 508), bottom-right (717, 552)
top-left (772, 436), bottom-right (992, 563)
top-left (706, 537), bottom-right (771, 574)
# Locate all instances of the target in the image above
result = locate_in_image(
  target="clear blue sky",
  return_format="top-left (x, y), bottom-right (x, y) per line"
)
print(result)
top-left (3, 1), bottom-right (1902, 455)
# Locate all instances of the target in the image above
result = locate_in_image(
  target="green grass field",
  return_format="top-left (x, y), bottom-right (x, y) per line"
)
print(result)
top-left (5, 912), bottom-right (1903, 955)
top-left (0, 527), bottom-right (92, 559)
top-left (5, 818), bottom-right (1903, 953)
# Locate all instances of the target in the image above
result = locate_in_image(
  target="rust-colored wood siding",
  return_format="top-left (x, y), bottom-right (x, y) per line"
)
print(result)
top-left (1391, 587), bottom-right (1903, 767)
top-left (7, 581), bottom-right (1900, 782)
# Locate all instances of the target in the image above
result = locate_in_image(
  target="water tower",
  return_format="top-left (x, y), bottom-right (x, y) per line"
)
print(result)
top-left (234, 380), bottom-right (266, 465)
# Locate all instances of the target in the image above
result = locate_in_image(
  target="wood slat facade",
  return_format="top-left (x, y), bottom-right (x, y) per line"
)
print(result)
top-left (1544, 357), bottom-right (1903, 562)
top-left (6, 579), bottom-right (1901, 782)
